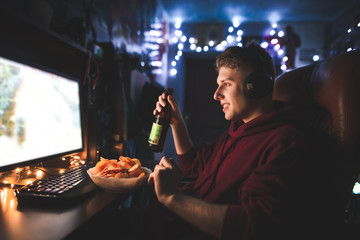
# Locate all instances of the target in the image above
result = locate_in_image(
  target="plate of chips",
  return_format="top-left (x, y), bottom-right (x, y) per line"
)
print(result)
top-left (88, 156), bottom-right (152, 193)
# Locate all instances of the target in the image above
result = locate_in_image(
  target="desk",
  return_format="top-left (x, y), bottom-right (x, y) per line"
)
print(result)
top-left (0, 185), bottom-right (131, 240)
top-left (0, 159), bottom-right (157, 240)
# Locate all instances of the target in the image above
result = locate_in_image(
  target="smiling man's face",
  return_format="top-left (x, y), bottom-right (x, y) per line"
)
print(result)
top-left (213, 66), bottom-right (257, 122)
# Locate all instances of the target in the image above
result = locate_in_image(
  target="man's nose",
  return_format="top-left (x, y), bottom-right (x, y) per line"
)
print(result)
top-left (213, 87), bottom-right (222, 101)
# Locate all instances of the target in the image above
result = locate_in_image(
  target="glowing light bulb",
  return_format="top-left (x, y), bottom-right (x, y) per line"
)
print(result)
top-left (170, 68), bottom-right (177, 76)
top-left (226, 35), bottom-right (234, 43)
top-left (271, 39), bottom-right (278, 45)
top-left (175, 17), bottom-right (182, 29)
top-left (1, 188), bottom-right (8, 199)
top-left (353, 182), bottom-right (360, 194)
top-left (149, 30), bottom-right (162, 37)
top-left (175, 22), bottom-right (181, 29)
top-left (208, 40), bottom-right (214, 47)
top-left (215, 44), bottom-right (225, 51)
top-left (175, 30), bottom-right (182, 37)
top-left (232, 16), bottom-right (241, 28)
top-left (312, 55), bottom-right (320, 61)
top-left (260, 42), bottom-right (269, 49)
top-left (36, 170), bottom-right (43, 178)
top-left (172, 37), bottom-right (179, 44)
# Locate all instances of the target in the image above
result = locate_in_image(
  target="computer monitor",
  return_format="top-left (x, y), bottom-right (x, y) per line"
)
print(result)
top-left (0, 54), bottom-right (84, 171)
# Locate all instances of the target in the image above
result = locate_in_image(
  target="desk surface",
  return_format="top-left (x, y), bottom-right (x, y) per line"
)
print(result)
top-left (0, 159), bottom-right (157, 240)
top-left (0, 185), bottom-right (128, 240)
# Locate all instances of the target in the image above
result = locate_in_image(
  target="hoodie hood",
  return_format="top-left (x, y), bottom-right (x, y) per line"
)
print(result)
top-left (228, 106), bottom-right (299, 139)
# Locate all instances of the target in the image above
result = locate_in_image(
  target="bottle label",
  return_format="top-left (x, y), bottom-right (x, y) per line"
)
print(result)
top-left (148, 123), bottom-right (163, 145)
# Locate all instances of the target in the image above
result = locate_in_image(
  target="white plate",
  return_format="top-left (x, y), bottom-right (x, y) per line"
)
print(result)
top-left (87, 167), bottom-right (152, 193)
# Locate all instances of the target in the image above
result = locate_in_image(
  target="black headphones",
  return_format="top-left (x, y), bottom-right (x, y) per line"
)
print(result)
top-left (242, 45), bottom-right (274, 99)
top-left (243, 71), bottom-right (273, 99)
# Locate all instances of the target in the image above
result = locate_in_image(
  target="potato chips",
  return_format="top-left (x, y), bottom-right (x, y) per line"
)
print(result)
top-left (93, 156), bottom-right (146, 178)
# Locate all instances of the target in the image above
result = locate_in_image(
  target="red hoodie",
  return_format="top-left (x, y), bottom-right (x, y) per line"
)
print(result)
top-left (178, 106), bottom-right (337, 239)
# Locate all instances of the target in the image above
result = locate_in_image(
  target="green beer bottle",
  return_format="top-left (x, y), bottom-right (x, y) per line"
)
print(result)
top-left (148, 88), bottom-right (173, 152)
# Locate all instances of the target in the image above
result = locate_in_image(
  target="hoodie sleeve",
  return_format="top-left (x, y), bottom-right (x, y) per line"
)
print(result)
top-left (178, 143), bottom-right (214, 177)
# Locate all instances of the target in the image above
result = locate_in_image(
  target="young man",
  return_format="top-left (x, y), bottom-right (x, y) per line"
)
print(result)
top-left (145, 43), bottom-right (337, 239)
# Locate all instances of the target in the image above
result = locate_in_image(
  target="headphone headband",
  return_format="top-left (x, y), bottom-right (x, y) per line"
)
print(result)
top-left (245, 44), bottom-right (274, 79)
top-left (242, 45), bottom-right (274, 99)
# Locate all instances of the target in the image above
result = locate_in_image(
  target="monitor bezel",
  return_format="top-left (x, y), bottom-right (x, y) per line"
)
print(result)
top-left (0, 51), bottom-right (85, 172)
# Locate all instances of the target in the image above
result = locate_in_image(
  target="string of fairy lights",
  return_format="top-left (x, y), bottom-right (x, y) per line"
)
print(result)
top-left (166, 21), bottom-right (289, 78)
top-left (0, 154), bottom-right (85, 188)
top-left (165, 18), bottom-right (360, 78)
top-left (168, 20), bottom-right (245, 77)
top-left (345, 21), bottom-right (360, 52)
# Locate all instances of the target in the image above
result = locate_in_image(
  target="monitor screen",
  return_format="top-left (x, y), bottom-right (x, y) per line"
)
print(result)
top-left (0, 55), bottom-right (83, 171)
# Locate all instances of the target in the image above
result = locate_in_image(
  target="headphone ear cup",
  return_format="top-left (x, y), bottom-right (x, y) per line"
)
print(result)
top-left (243, 72), bottom-right (273, 99)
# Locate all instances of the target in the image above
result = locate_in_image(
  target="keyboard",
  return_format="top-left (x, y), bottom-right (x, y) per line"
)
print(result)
top-left (16, 165), bottom-right (96, 204)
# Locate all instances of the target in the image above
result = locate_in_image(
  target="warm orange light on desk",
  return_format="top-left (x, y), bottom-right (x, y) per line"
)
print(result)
top-left (36, 170), bottom-right (43, 178)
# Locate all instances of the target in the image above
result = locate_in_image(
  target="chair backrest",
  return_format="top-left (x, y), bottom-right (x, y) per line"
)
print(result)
top-left (273, 50), bottom-right (360, 209)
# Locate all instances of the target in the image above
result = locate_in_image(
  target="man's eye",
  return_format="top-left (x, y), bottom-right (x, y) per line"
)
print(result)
top-left (224, 83), bottom-right (230, 87)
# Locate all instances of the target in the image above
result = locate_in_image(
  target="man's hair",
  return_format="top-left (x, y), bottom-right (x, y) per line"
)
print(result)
top-left (215, 42), bottom-right (275, 80)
